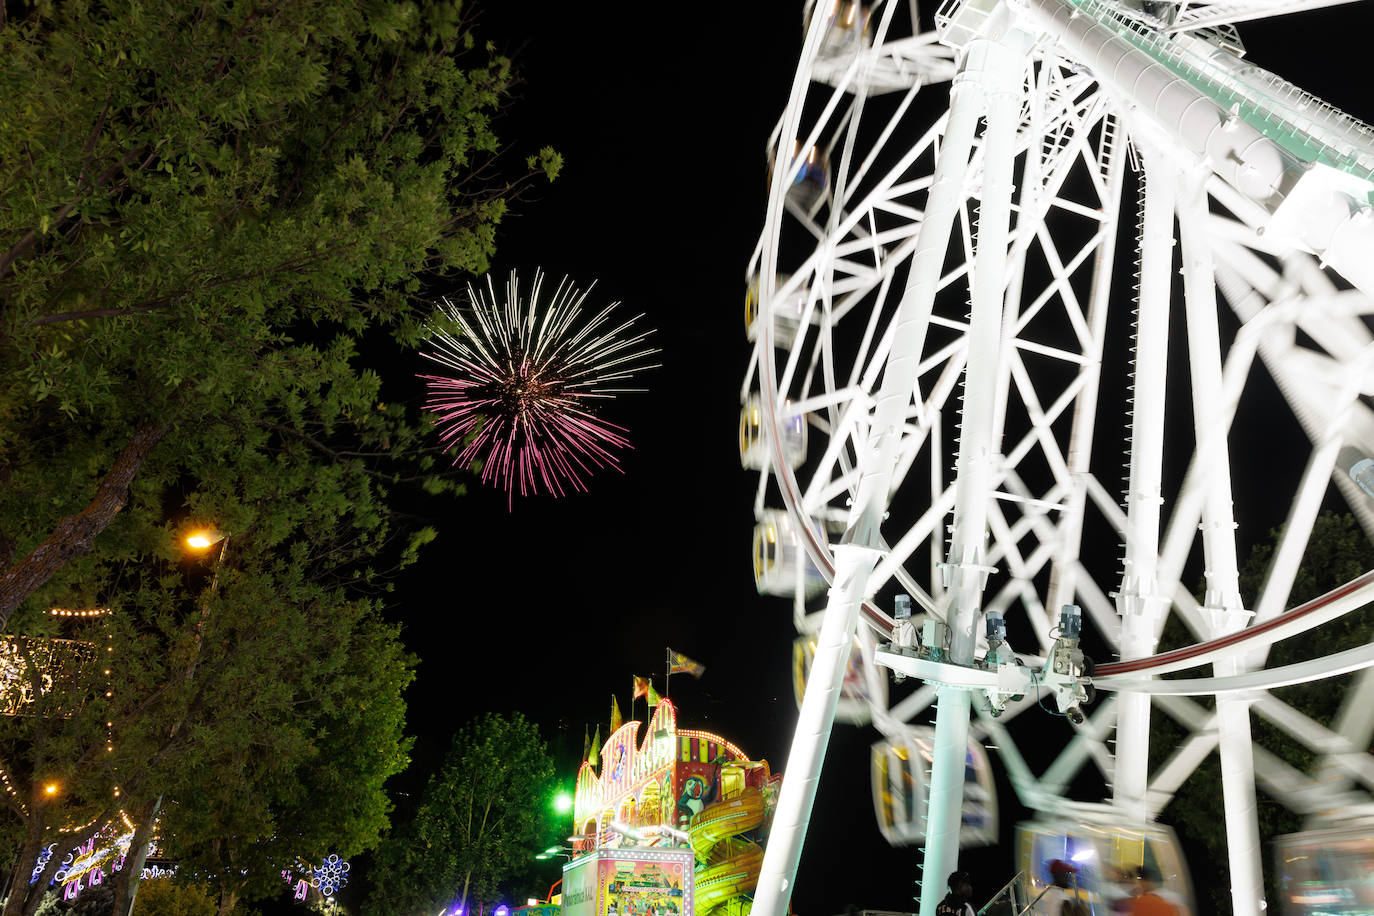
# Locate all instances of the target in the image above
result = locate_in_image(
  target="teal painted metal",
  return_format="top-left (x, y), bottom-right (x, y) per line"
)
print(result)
top-left (1067, 0), bottom-right (1374, 185)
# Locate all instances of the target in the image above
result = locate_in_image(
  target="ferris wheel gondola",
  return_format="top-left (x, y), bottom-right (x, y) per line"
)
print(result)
top-left (1274, 821), bottom-right (1374, 916)
top-left (1015, 819), bottom-right (1195, 916)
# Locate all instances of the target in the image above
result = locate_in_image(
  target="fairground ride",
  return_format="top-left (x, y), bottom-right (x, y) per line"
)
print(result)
top-left (569, 700), bottom-right (781, 916)
top-left (743, 2), bottom-right (1374, 915)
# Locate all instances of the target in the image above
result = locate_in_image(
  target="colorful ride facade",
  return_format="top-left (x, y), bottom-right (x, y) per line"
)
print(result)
top-left (564, 700), bottom-right (780, 916)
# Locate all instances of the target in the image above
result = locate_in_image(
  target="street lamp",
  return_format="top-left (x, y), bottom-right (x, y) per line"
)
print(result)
top-left (120, 522), bottom-right (234, 916)
top-left (184, 529), bottom-right (223, 550)
top-left (179, 526), bottom-right (230, 675)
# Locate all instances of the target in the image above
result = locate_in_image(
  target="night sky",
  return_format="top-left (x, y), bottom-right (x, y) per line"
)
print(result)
top-left (378, 3), bottom-right (1374, 915)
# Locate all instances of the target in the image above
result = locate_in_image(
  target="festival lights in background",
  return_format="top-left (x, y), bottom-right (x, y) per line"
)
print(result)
top-left (420, 269), bottom-right (658, 507)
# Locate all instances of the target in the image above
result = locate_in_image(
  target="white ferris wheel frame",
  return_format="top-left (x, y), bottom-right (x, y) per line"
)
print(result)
top-left (743, 2), bottom-right (1374, 916)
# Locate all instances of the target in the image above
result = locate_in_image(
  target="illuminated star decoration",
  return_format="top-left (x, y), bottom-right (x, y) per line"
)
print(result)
top-left (310, 853), bottom-right (350, 897)
top-left (420, 270), bottom-right (658, 506)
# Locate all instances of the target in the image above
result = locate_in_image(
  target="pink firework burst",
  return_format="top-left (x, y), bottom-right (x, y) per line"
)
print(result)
top-left (419, 270), bottom-right (658, 506)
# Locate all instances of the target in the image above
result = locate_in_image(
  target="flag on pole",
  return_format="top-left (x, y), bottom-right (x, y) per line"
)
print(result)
top-left (647, 681), bottom-right (662, 707)
top-left (610, 695), bottom-right (623, 733)
top-left (588, 725), bottom-right (600, 768)
top-left (633, 676), bottom-right (651, 700)
top-left (667, 648), bottom-right (705, 678)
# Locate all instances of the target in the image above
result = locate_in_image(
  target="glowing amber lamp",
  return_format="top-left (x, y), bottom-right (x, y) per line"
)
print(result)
top-left (185, 529), bottom-right (225, 550)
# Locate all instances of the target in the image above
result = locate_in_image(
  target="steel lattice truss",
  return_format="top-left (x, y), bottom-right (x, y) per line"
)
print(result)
top-left (743, 2), bottom-right (1374, 914)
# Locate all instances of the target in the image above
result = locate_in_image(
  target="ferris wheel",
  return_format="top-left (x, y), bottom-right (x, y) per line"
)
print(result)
top-left (742, 2), bottom-right (1374, 915)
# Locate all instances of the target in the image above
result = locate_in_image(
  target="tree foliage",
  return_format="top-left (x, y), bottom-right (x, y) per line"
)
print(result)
top-left (366, 713), bottom-right (560, 916)
top-left (129, 879), bottom-right (219, 916)
top-left (0, 0), bottom-right (558, 912)
top-left (0, 0), bottom-right (560, 624)
top-left (0, 443), bottom-right (421, 914)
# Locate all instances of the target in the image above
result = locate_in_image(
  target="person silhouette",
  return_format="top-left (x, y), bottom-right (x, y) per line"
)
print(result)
top-left (1129, 865), bottom-right (1178, 916)
top-left (1035, 860), bottom-right (1087, 916)
top-left (936, 870), bottom-right (975, 916)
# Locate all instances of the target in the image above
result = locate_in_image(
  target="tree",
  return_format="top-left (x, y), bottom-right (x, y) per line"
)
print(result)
top-left (0, 0), bottom-right (561, 625)
top-left (366, 713), bottom-right (560, 916)
top-left (0, 413), bottom-right (421, 916)
top-left (128, 879), bottom-right (218, 916)
top-left (129, 592), bottom-right (416, 914)
top-left (0, 0), bottom-right (560, 912)
top-left (1157, 511), bottom-right (1374, 914)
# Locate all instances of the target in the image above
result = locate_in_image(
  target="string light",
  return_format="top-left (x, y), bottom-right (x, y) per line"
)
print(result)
top-left (675, 730), bottom-right (749, 760)
top-left (0, 762), bottom-right (30, 816)
top-left (16, 615), bottom-right (130, 907)
top-left (30, 845), bottom-right (55, 883)
top-left (52, 824), bottom-right (136, 888)
top-left (57, 813), bottom-right (104, 835)
top-left (102, 632), bottom-right (115, 758)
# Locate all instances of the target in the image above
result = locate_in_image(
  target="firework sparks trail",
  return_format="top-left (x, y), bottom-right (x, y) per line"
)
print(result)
top-left (419, 269), bottom-right (659, 506)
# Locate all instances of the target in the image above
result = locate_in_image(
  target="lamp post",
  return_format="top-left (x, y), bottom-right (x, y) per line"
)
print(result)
top-left (535, 845), bottom-right (575, 904)
top-left (182, 527), bottom-right (228, 680)
top-left (120, 526), bottom-right (230, 916)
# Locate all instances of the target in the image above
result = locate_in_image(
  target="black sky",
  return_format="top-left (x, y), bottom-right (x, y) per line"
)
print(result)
top-left (395, 0), bottom-right (801, 772)
top-left (383, 3), bottom-right (1374, 915)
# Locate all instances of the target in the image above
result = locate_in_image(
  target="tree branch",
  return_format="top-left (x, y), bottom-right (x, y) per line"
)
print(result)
top-left (24, 303), bottom-right (163, 329)
top-left (0, 147), bottom-right (145, 282)
top-left (22, 248), bottom-right (336, 330)
top-left (0, 421), bottom-right (170, 628)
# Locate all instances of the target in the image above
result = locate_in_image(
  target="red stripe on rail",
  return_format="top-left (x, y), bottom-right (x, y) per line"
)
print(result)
top-left (1094, 569), bottom-right (1374, 677)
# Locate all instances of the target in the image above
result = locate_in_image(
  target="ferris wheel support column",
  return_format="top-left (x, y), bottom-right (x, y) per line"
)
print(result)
top-left (752, 543), bottom-right (881, 916)
top-left (920, 27), bottom-right (1029, 916)
top-left (1177, 166), bottom-right (1267, 915)
top-left (1112, 149), bottom-right (1176, 822)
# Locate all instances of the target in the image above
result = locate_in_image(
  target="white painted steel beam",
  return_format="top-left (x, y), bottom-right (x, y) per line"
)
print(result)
top-left (1176, 165), bottom-right (1265, 916)
top-left (1112, 149), bottom-right (1175, 823)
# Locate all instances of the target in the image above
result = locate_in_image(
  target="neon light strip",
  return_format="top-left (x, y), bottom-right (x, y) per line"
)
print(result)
top-left (675, 731), bottom-right (749, 761)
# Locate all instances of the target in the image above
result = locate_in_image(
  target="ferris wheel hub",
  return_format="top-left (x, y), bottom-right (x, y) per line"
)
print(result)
top-left (874, 632), bottom-right (1090, 721)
